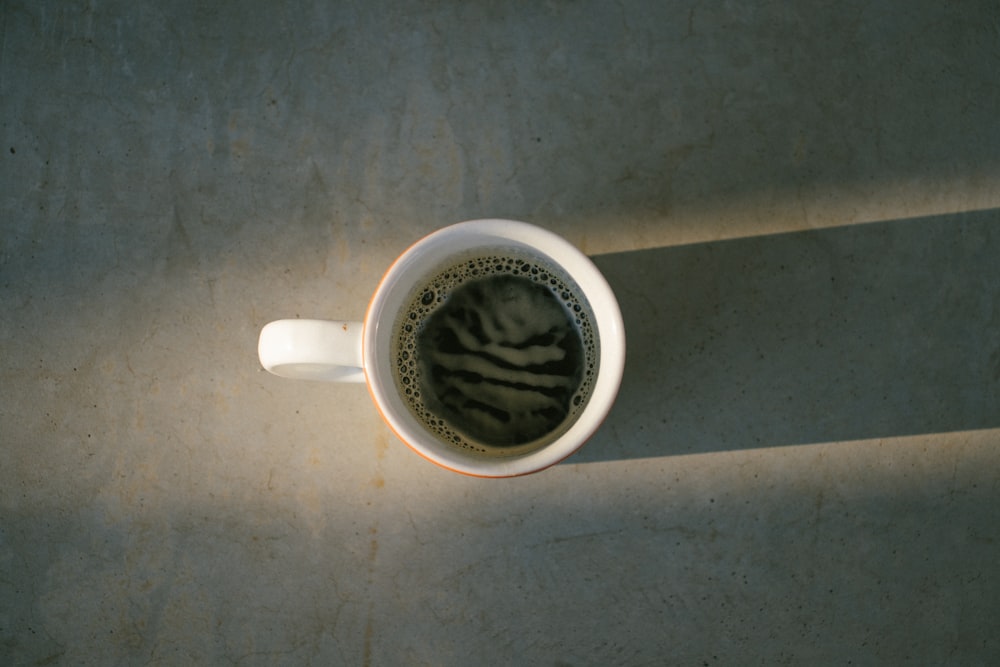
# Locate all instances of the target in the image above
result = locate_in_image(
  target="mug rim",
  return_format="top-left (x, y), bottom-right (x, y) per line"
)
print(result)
top-left (361, 219), bottom-right (625, 477)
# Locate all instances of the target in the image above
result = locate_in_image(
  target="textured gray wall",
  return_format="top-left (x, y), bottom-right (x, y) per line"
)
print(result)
top-left (3, 1), bottom-right (999, 665)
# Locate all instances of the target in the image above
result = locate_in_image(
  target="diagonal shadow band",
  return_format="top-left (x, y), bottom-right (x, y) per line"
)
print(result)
top-left (570, 208), bottom-right (1000, 463)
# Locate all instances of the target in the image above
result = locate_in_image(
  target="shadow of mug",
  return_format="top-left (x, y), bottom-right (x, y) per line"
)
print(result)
top-left (570, 208), bottom-right (1000, 463)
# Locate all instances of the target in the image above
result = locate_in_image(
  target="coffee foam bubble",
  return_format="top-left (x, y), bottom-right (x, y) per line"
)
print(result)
top-left (392, 249), bottom-right (598, 457)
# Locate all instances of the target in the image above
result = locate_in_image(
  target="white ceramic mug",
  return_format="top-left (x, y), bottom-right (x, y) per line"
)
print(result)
top-left (258, 219), bottom-right (625, 477)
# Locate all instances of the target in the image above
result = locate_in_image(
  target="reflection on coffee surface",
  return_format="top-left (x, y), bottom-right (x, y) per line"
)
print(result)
top-left (393, 251), bottom-right (597, 455)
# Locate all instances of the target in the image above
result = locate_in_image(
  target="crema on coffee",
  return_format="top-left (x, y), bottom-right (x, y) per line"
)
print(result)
top-left (392, 249), bottom-right (598, 457)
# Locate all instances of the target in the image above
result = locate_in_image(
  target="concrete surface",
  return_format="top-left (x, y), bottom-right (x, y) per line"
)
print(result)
top-left (3, 1), bottom-right (1000, 665)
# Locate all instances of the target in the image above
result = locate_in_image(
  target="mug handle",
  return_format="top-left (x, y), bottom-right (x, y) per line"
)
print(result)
top-left (258, 319), bottom-right (365, 383)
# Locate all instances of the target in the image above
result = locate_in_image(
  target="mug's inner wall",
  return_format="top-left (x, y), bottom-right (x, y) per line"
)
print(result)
top-left (389, 245), bottom-right (598, 457)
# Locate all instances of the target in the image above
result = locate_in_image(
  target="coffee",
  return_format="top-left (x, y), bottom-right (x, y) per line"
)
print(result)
top-left (392, 249), bottom-right (598, 456)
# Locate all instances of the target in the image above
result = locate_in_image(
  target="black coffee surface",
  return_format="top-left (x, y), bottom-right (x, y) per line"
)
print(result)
top-left (393, 252), bottom-right (597, 454)
top-left (419, 274), bottom-right (584, 446)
